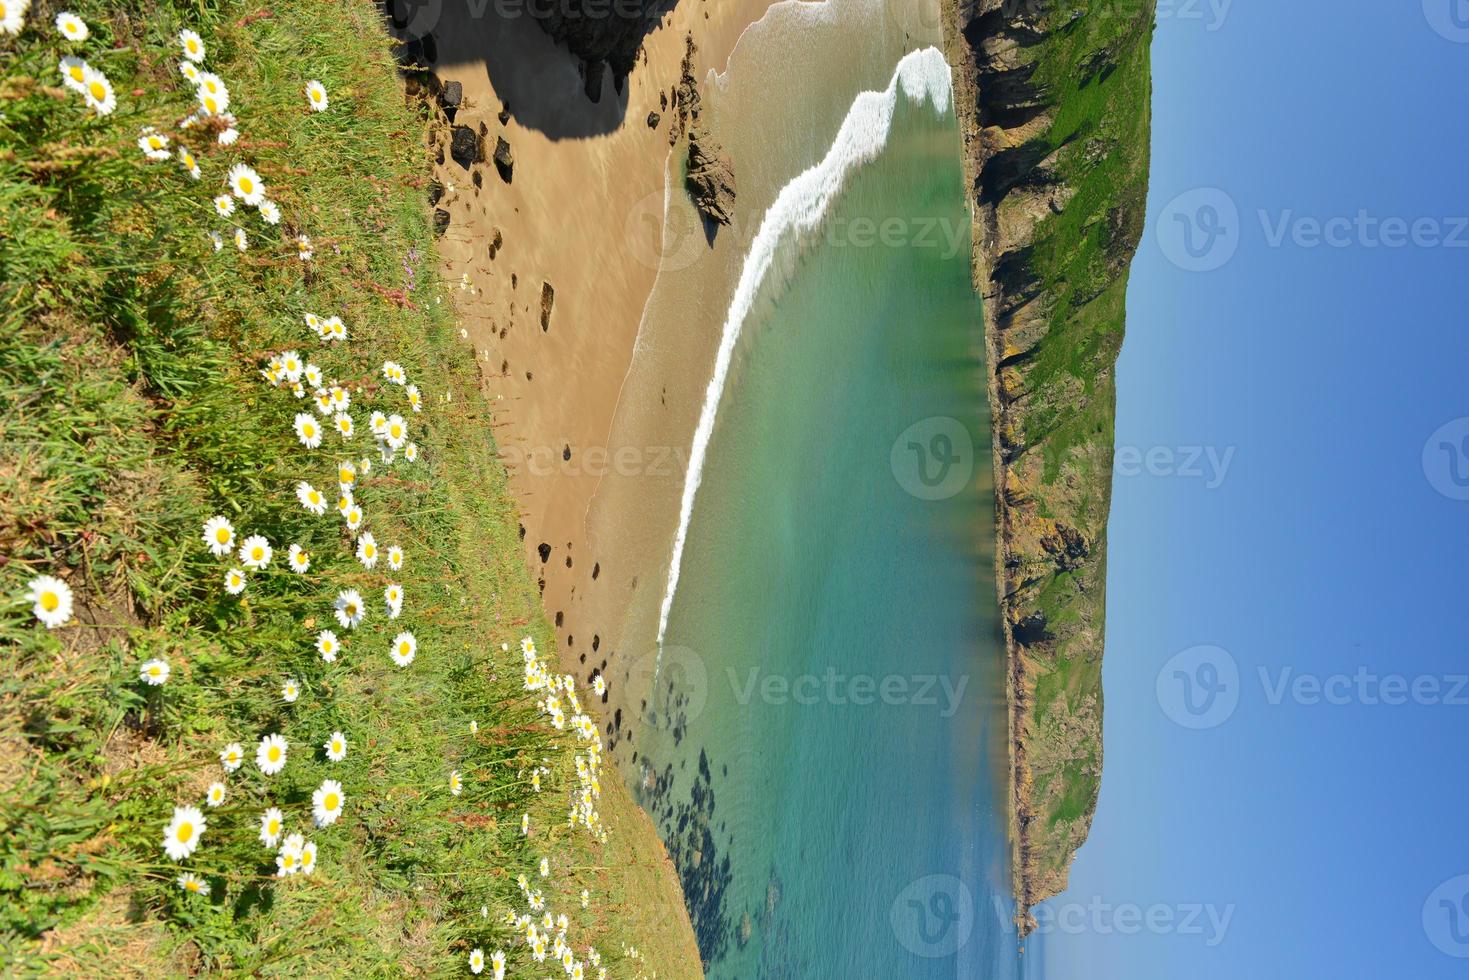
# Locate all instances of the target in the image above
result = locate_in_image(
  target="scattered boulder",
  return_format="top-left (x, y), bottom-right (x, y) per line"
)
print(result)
top-left (438, 79), bottom-right (462, 121)
top-left (493, 136), bottom-right (514, 183)
top-left (428, 180), bottom-right (444, 206)
top-left (488, 228), bottom-right (503, 260)
top-left (539, 282), bottom-right (554, 332)
top-left (685, 129), bottom-right (736, 226)
top-left (498, 101), bottom-right (511, 125)
top-left (432, 208), bottom-right (451, 236)
top-left (646, 110), bottom-right (661, 129)
top-left (450, 125), bottom-right (481, 169)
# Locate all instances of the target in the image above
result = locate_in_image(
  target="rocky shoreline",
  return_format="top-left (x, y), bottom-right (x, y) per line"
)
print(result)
top-left (941, 0), bottom-right (1156, 937)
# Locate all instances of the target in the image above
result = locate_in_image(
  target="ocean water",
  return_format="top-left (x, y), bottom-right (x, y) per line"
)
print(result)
top-left (625, 44), bottom-right (1023, 979)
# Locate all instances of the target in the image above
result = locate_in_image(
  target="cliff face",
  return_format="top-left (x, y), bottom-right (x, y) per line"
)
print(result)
top-left (532, 0), bottom-right (672, 100)
top-left (941, 0), bottom-right (1155, 933)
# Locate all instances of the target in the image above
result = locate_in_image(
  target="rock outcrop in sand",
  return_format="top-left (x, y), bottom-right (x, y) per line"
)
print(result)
top-left (670, 34), bottom-right (737, 226)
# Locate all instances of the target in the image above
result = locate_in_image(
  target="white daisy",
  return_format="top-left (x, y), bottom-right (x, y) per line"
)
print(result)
top-left (162, 805), bottom-right (206, 861)
top-left (80, 67), bottom-right (116, 116)
top-left (312, 779), bottom-right (344, 827)
top-left (27, 574), bottom-right (73, 629)
top-left (390, 631), bottom-right (416, 667)
top-left (332, 412), bottom-right (354, 439)
top-left (521, 813), bottom-right (529, 836)
top-left (196, 72), bottom-right (230, 115)
top-left (327, 385), bottom-right (350, 412)
top-left (224, 568), bottom-right (246, 595)
top-left (386, 545), bottom-right (403, 570)
top-left (314, 390), bottom-right (334, 416)
top-left (297, 235), bottom-right (313, 261)
top-left (449, 770), bottom-right (462, 796)
top-left (237, 535), bottom-right (271, 570)
top-left (324, 731), bottom-right (347, 762)
top-left (305, 79), bottom-right (329, 112)
top-left (220, 742), bottom-right (244, 773)
top-left (137, 129), bottom-right (170, 161)
top-left (296, 481), bottom-right (327, 515)
top-left (256, 733), bottom-right (288, 775)
top-left (227, 163), bottom-right (265, 206)
top-left (177, 145), bottom-right (201, 179)
top-left (233, 227), bottom-right (248, 252)
top-left (205, 781), bottom-right (226, 807)
top-left (294, 413), bottom-right (322, 449)
top-left (299, 840), bottom-right (318, 875)
top-left (258, 200), bottom-right (281, 225)
top-left (177, 872), bottom-right (210, 896)
top-left (288, 544), bottom-right (310, 574)
top-left (337, 460), bottom-right (357, 490)
top-left (383, 584), bottom-right (403, 618)
top-left (303, 363), bottom-right (323, 388)
top-left (592, 675), bottom-right (607, 697)
top-left (179, 29), bottom-right (206, 63)
top-left (54, 10), bottom-right (87, 40)
top-left (179, 60), bottom-right (201, 84)
top-left (58, 56), bottom-right (89, 92)
top-left (281, 678), bottom-right (299, 703)
top-left (491, 951), bottom-right (506, 980)
top-left (368, 411), bottom-right (388, 436)
top-left (355, 533), bottom-right (378, 569)
top-left (259, 807), bottom-right (284, 848)
top-left (316, 629), bottom-right (340, 663)
top-left (303, 311), bottom-right (323, 335)
top-left (539, 856), bottom-right (550, 878)
top-left (405, 384), bottom-right (423, 413)
top-left (403, 443), bottom-right (419, 463)
top-left (275, 839), bottom-right (302, 877)
top-left (382, 415), bottom-right (408, 450)
top-left (343, 504), bottom-right (363, 532)
top-left (381, 361), bottom-right (405, 385)
top-left (217, 120), bottom-right (239, 145)
top-left (208, 230), bottom-right (223, 252)
top-left (469, 949), bottom-right (485, 975)
top-left (140, 659), bottom-right (170, 686)
top-left (213, 194), bottom-right (234, 217)
top-left (0, 0), bottom-right (29, 36)
top-left (334, 590), bottom-right (365, 629)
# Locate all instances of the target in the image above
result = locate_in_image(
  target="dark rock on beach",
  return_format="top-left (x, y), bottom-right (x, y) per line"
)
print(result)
top-left (685, 130), bottom-right (736, 226)
top-left (493, 136), bottom-right (514, 183)
top-left (449, 125), bottom-right (480, 169)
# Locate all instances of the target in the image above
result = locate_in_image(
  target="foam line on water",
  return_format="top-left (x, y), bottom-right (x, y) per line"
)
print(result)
top-left (656, 46), bottom-right (954, 651)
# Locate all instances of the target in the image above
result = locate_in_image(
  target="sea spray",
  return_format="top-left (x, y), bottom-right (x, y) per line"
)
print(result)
top-left (654, 46), bottom-right (955, 653)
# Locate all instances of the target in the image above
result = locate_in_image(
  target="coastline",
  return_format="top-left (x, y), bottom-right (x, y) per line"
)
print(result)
top-left (938, 0), bottom-right (1036, 935)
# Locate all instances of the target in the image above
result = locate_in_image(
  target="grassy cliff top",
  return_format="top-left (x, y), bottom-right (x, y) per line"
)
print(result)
top-left (1, 0), bottom-right (697, 974)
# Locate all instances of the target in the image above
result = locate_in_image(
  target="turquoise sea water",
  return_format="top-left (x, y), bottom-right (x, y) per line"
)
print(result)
top-left (630, 72), bottom-right (1023, 979)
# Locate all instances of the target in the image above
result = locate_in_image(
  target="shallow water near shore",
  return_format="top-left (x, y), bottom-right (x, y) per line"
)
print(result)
top-left (596, 6), bottom-right (1024, 973)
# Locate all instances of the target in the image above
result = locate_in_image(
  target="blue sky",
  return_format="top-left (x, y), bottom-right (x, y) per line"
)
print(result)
top-left (1030, 2), bottom-right (1469, 977)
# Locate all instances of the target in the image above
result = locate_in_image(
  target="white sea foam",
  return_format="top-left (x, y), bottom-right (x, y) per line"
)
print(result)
top-left (655, 46), bottom-right (954, 650)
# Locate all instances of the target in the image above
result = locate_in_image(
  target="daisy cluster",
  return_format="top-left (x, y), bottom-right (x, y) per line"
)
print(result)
top-left (11, 11), bottom-right (635, 976)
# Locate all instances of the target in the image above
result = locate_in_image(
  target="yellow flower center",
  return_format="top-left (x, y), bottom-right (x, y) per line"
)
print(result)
top-left (176, 823), bottom-right (193, 842)
top-left (40, 591), bottom-right (59, 612)
top-left (268, 746), bottom-right (281, 762)
top-left (187, 39), bottom-right (199, 54)
top-left (302, 850), bottom-right (314, 868)
top-left (346, 603), bottom-right (358, 616)
top-left (88, 80), bottom-right (106, 101)
top-left (399, 642), bottom-right (410, 655)
top-left (149, 666), bottom-right (161, 677)
top-left (304, 424), bottom-right (315, 437)
top-left (240, 177), bottom-right (254, 194)
top-left (268, 819), bottom-right (280, 835)
top-left (251, 546), bottom-right (263, 560)
top-left (68, 65), bottom-right (85, 82)
top-left (203, 95), bottom-right (218, 113)
top-left (365, 545), bottom-right (375, 557)
top-left (324, 792), bottom-right (340, 811)
top-left (390, 424), bottom-right (402, 439)
top-left (216, 528), bottom-right (230, 542)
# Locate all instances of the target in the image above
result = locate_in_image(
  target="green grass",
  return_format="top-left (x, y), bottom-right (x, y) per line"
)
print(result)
top-left (1, 1), bottom-right (694, 975)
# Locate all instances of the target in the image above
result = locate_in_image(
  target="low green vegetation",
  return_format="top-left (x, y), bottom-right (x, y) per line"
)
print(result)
top-left (1, 1), bottom-right (693, 974)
